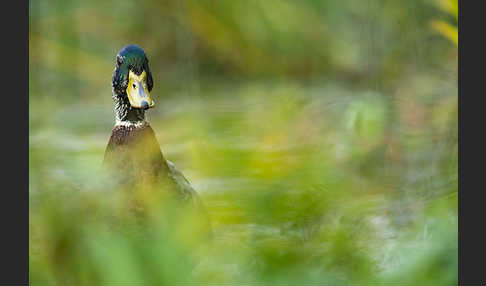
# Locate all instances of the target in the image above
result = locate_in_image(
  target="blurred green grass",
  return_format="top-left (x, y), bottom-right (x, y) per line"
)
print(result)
top-left (29, 0), bottom-right (457, 285)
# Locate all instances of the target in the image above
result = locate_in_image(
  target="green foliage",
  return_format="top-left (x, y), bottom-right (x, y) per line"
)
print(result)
top-left (30, 0), bottom-right (457, 285)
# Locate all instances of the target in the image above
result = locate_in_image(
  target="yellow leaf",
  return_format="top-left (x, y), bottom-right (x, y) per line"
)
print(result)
top-left (430, 20), bottom-right (458, 46)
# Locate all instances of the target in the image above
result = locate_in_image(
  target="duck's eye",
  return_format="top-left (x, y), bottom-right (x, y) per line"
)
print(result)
top-left (132, 83), bottom-right (136, 89)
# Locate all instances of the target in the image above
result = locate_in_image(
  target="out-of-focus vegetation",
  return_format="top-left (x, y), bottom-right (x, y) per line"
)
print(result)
top-left (29, 0), bottom-right (457, 285)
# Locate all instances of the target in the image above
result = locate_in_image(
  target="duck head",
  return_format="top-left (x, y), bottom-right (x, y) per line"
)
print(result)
top-left (112, 45), bottom-right (155, 123)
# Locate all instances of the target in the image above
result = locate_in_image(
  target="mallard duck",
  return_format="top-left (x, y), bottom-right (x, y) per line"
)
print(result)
top-left (103, 44), bottom-right (206, 215)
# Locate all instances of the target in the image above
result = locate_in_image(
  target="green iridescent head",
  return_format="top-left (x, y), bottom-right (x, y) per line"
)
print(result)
top-left (112, 44), bottom-right (154, 110)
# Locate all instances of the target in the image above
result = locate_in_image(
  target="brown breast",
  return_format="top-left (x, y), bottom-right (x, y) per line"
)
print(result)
top-left (103, 123), bottom-right (171, 187)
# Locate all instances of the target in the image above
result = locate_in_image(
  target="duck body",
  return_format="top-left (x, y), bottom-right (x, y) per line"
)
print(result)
top-left (104, 121), bottom-right (198, 203)
top-left (103, 44), bottom-right (208, 220)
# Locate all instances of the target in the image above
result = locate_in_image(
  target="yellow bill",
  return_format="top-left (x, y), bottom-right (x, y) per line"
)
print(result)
top-left (126, 70), bottom-right (155, 109)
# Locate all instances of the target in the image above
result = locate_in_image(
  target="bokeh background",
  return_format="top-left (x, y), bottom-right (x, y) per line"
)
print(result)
top-left (29, 0), bottom-right (458, 285)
